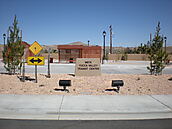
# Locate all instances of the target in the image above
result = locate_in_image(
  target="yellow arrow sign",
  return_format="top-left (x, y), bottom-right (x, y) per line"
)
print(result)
top-left (29, 41), bottom-right (43, 55)
top-left (27, 57), bottom-right (45, 65)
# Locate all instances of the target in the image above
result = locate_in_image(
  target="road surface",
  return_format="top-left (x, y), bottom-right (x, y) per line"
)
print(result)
top-left (0, 119), bottom-right (172, 129)
top-left (0, 61), bottom-right (172, 74)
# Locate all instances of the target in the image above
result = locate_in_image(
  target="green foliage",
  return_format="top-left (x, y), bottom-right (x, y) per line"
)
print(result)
top-left (43, 49), bottom-right (48, 53)
top-left (52, 49), bottom-right (57, 53)
top-left (121, 53), bottom-right (128, 61)
top-left (121, 47), bottom-right (141, 54)
top-left (147, 22), bottom-right (168, 75)
top-left (124, 47), bottom-right (133, 54)
top-left (137, 43), bottom-right (148, 54)
top-left (104, 51), bottom-right (109, 60)
top-left (2, 15), bottom-right (24, 74)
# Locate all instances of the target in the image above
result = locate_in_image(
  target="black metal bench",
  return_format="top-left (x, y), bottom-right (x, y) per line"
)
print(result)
top-left (111, 80), bottom-right (124, 93)
top-left (59, 80), bottom-right (71, 92)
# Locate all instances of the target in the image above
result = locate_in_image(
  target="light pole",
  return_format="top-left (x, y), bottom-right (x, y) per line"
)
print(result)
top-left (102, 31), bottom-right (106, 64)
top-left (164, 37), bottom-right (167, 53)
top-left (88, 40), bottom-right (90, 46)
top-left (3, 34), bottom-right (6, 51)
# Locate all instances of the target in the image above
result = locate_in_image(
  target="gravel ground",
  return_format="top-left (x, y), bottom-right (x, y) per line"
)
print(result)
top-left (0, 73), bottom-right (172, 95)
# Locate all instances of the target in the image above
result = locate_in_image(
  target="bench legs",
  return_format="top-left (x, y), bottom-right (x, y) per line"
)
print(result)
top-left (117, 86), bottom-right (120, 92)
top-left (63, 86), bottom-right (69, 93)
top-left (116, 86), bottom-right (120, 93)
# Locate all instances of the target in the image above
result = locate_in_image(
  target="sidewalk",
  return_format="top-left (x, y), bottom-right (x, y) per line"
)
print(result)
top-left (0, 94), bottom-right (171, 120)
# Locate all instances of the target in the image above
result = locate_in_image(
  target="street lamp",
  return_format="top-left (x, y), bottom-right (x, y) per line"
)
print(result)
top-left (88, 40), bottom-right (90, 46)
top-left (164, 37), bottom-right (167, 53)
top-left (3, 33), bottom-right (6, 51)
top-left (102, 31), bottom-right (106, 64)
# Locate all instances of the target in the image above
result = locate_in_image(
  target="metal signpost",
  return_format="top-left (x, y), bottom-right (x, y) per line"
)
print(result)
top-left (47, 48), bottom-right (51, 78)
top-left (22, 59), bottom-right (25, 82)
top-left (28, 41), bottom-right (44, 83)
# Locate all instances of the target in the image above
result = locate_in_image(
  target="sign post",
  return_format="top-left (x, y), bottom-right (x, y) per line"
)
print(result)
top-left (21, 59), bottom-right (25, 82)
top-left (47, 48), bottom-right (51, 78)
top-left (35, 65), bottom-right (37, 83)
top-left (22, 48), bottom-right (26, 82)
top-left (28, 41), bottom-right (43, 83)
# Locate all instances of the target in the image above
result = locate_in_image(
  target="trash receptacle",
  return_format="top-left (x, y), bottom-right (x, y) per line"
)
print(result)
top-left (50, 58), bottom-right (53, 63)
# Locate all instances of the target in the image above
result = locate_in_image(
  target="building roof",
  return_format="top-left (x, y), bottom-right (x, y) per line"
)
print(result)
top-left (21, 41), bottom-right (30, 48)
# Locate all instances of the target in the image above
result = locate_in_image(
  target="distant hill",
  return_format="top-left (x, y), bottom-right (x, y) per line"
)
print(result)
top-left (166, 46), bottom-right (172, 54)
top-left (0, 42), bottom-right (172, 55)
top-left (66, 41), bottom-right (88, 46)
top-left (41, 42), bottom-right (88, 53)
top-left (41, 45), bottom-right (58, 53)
top-left (42, 45), bottom-right (58, 50)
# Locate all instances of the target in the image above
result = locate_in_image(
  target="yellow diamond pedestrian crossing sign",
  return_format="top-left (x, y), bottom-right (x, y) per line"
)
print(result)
top-left (27, 57), bottom-right (45, 65)
top-left (29, 41), bottom-right (43, 55)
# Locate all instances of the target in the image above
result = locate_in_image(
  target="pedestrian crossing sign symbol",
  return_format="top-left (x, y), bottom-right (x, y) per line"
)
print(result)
top-left (29, 41), bottom-right (43, 55)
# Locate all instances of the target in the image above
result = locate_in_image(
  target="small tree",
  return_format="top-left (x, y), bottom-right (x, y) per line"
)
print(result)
top-left (2, 15), bottom-right (24, 74)
top-left (137, 43), bottom-right (148, 54)
top-left (147, 22), bottom-right (168, 75)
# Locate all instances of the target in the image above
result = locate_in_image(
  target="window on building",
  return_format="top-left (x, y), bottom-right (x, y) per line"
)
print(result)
top-left (66, 49), bottom-right (71, 53)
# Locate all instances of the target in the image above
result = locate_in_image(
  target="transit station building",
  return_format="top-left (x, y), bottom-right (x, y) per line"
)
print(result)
top-left (57, 45), bottom-right (101, 63)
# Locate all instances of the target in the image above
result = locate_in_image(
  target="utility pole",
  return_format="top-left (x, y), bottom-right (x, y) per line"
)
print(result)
top-left (109, 25), bottom-right (112, 54)
top-left (150, 33), bottom-right (152, 44)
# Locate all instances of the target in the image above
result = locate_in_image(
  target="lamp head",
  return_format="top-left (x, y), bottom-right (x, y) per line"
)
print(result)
top-left (3, 33), bottom-right (6, 38)
top-left (103, 31), bottom-right (106, 36)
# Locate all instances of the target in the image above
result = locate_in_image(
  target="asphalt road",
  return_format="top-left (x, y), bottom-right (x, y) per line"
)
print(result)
top-left (0, 61), bottom-right (172, 74)
top-left (0, 119), bottom-right (172, 129)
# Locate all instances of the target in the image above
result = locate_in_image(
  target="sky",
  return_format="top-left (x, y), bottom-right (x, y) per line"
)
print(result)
top-left (0, 0), bottom-right (172, 47)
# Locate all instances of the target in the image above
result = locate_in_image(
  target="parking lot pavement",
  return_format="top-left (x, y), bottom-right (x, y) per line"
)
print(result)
top-left (0, 61), bottom-right (172, 74)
